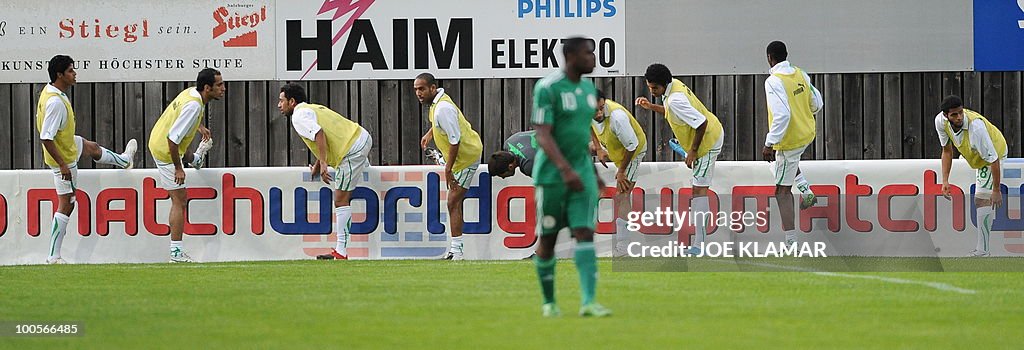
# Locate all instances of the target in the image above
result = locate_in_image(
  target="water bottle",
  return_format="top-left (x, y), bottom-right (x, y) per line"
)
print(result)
top-left (668, 138), bottom-right (688, 158)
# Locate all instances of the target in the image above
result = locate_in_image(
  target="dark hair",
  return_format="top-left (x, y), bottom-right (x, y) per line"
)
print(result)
top-left (562, 36), bottom-right (592, 56)
top-left (488, 151), bottom-right (516, 175)
top-left (280, 83), bottom-right (308, 104)
top-left (416, 72), bottom-right (437, 87)
top-left (47, 55), bottom-right (74, 83)
top-left (596, 89), bottom-right (606, 100)
top-left (940, 95), bottom-right (964, 113)
top-left (644, 63), bottom-right (672, 87)
top-left (767, 41), bottom-right (788, 62)
top-left (196, 68), bottom-right (221, 92)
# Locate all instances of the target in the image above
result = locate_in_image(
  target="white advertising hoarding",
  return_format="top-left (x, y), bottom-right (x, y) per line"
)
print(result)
top-left (0, 0), bottom-right (276, 82)
top-left (1, 160), bottom-right (1022, 265)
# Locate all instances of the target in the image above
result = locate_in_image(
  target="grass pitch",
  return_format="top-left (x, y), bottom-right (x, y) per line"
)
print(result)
top-left (1, 259), bottom-right (1022, 349)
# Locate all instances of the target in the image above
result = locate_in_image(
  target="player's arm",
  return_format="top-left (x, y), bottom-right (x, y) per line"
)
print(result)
top-left (589, 126), bottom-right (608, 168)
top-left (312, 130), bottom-right (333, 183)
top-left (937, 115), bottom-right (954, 199)
top-left (803, 70), bottom-right (824, 114)
top-left (763, 78), bottom-right (790, 162)
top-left (990, 159), bottom-right (1002, 208)
top-left (635, 96), bottom-right (666, 115)
top-left (291, 107), bottom-right (331, 183)
top-left (609, 112), bottom-right (638, 190)
top-left (167, 102), bottom-right (202, 184)
top-left (686, 121), bottom-right (706, 169)
top-left (436, 104), bottom-right (462, 186)
top-left (420, 128), bottom-right (434, 150)
top-left (40, 97), bottom-right (70, 180)
top-left (663, 95), bottom-right (706, 168)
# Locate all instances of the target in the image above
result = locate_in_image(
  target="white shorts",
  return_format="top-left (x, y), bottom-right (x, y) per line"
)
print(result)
top-left (331, 130), bottom-right (373, 192)
top-left (772, 144), bottom-right (808, 186)
top-left (691, 136), bottom-right (723, 188)
top-left (621, 150), bottom-right (646, 183)
top-left (155, 159), bottom-right (186, 191)
top-left (452, 162), bottom-right (480, 189)
top-left (49, 135), bottom-right (85, 195)
top-left (975, 157), bottom-right (1005, 199)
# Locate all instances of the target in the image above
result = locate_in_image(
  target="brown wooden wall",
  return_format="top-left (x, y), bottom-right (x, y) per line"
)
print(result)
top-left (1, 71), bottom-right (1020, 170)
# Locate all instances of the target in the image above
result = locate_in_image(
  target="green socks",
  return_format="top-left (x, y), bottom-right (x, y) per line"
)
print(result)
top-left (574, 241), bottom-right (597, 306)
top-left (533, 255), bottom-right (557, 305)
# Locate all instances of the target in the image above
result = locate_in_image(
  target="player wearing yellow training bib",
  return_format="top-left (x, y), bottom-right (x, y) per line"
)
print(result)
top-left (637, 63), bottom-right (724, 256)
top-left (414, 73), bottom-right (483, 260)
top-left (761, 41), bottom-right (824, 246)
top-left (590, 90), bottom-right (647, 255)
top-left (278, 83), bottom-right (372, 261)
top-left (147, 68), bottom-right (224, 263)
top-left (37, 55), bottom-right (138, 264)
top-left (936, 95), bottom-right (1008, 257)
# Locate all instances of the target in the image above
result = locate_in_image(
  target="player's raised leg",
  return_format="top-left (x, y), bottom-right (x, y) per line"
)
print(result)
top-left (148, 68), bottom-right (224, 263)
top-left (761, 41), bottom-right (824, 246)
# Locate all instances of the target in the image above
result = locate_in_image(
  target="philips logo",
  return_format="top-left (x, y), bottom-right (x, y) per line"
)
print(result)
top-left (518, 0), bottom-right (617, 18)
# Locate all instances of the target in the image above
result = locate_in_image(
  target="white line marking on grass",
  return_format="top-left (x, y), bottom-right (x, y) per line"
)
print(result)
top-left (708, 259), bottom-right (978, 295)
top-left (811, 271), bottom-right (977, 295)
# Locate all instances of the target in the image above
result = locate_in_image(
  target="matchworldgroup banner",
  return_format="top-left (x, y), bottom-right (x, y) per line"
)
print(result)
top-left (1, 160), bottom-right (1023, 265)
top-left (0, 0), bottom-right (275, 82)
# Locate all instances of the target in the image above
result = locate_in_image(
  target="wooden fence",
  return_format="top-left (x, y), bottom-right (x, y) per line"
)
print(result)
top-left (1, 71), bottom-right (1020, 170)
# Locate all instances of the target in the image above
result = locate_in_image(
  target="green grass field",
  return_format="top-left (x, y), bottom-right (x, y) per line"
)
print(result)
top-left (2, 259), bottom-right (1023, 349)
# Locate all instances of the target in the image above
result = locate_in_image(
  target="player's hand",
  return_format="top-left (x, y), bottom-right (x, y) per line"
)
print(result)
top-left (59, 164), bottom-right (72, 181)
top-left (420, 134), bottom-right (431, 150)
top-left (561, 169), bottom-right (583, 192)
top-left (317, 160), bottom-right (332, 184)
top-left (684, 152), bottom-right (697, 169)
top-left (174, 167), bottom-right (186, 185)
top-left (198, 125), bottom-right (212, 141)
top-left (762, 146), bottom-right (776, 162)
top-left (616, 171), bottom-right (630, 193)
top-left (596, 148), bottom-right (609, 168)
top-left (991, 190), bottom-right (1003, 209)
top-left (445, 169), bottom-right (457, 189)
top-left (635, 96), bottom-right (652, 110)
top-left (941, 182), bottom-right (952, 200)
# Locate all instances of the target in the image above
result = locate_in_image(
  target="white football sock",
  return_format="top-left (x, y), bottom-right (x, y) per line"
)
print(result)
top-left (48, 212), bottom-right (70, 261)
top-left (691, 196), bottom-right (710, 247)
top-left (450, 235), bottom-right (464, 253)
top-left (976, 205), bottom-right (994, 253)
top-left (335, 206), bottom-right (351, 256)
top-left (96, 147), bottom-right (130, 168)
top-left (794, 173), bottom-right (811, 195)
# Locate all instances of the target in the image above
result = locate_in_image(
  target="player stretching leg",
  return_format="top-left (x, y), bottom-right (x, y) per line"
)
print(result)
top-left (936, 96), bottom-right (1007, 257)
top-left (761, 41), bottom-right (824, 246)
top-left (148, 68), bottom-right (223, 263)
top-left (278, 83), bottom-right (373, 260)
top-left (38, 55), bottom-right (138, 264)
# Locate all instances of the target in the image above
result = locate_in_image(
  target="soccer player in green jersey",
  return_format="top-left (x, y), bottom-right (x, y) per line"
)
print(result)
top-left (530, 37), bottom-right (611, 318)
